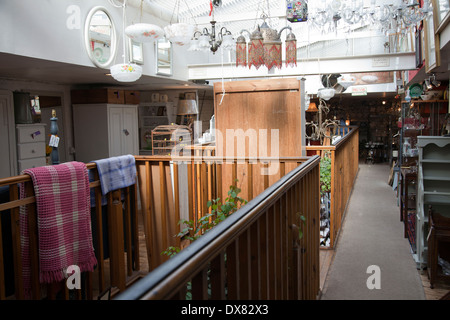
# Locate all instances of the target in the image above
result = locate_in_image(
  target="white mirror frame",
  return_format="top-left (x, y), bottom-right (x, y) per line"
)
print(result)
top-left (84, 6), bottom-right (117, 69)
top-left (155, 38), bottom-right (173, 76)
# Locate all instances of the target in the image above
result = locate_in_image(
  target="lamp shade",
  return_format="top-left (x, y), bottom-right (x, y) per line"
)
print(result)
top-left (317, 88), bottom-right (335, 101)
top-left (285, 32), bottom-right (297, 67)
top-left (177, 99), bottom-right (198, 115)
top-left (248, 28), bottom-right (264, 70)
top-left (236, 35), bottom-right (247, 67)
top-left (164, 23), bottom-right (195, 46)
top-left (264, 41), bottom-right (282, 70)
top-left (125, 23), bottom-right (164, 43)
top-left (306, 102), bottom-right (318, 112)
top-left (110, 63), bottom-right (142, 82)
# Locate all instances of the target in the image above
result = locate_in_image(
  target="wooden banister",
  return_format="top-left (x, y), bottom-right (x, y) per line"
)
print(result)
top-left (0, 161), bottom-right (143, 300)
top-left (115, 155), bottom-right (321, 300)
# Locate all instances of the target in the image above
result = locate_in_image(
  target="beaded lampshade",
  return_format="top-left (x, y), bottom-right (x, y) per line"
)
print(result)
top-left (248, 28), bottom-right (264, 69)
top-left (236, 34), bottom-right (247, 67)
top-left (285, 31), bottom-right (297, 67)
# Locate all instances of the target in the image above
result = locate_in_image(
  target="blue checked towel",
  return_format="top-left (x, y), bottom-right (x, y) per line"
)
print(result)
top-left (93, 154), bottom-right (137, 196)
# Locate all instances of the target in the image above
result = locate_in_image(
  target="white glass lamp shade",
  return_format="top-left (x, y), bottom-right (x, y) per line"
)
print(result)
top-left (198, 34), bottom-right (211, 52)
top-left (110, 63), bottom-right (142, 82)
top-left (164, 23), bottom-right (195, 46)
top-left (178, 99), bottom-right (198, 115)
top-left (337, 75), bottom-right (356, 90)
top-left (361, 75), bottom-right (378, 84)
top-left (317, 88), bottom-right (336, 101)
top-left (125, 23), bottom-right (164, 43)
top-left (188, 38), bottom-right (201, 51)
top-left (221, 34), bottom-right (235, 51)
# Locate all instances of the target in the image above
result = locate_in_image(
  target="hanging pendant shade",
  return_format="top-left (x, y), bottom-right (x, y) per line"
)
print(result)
top-left (110, 63), bottom-right (142, 82)
top-left (236, 34), bottom-right (247, 67)
top-left (259, 21), bottom-right (281, 70)
top-left (164, 23), bottom-right (195, 46)
top-left (125, 23), bottom-right (164, 43)
top-left (248, 27), bottom-right (264, 70)
top-left (264, 40), bottom-right (282, 70)
top-left (285, 31), bottom-right (297, 67)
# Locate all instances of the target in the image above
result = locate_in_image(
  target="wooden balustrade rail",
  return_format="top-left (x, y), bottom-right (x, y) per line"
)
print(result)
top-left (116, 155), bottom-right (321, 300)
top-left (134, 155), bottom-right (310, 270)
top-left (0, 163), bottom-right (142, 300)
top-left (305, 126), bottom-right (359, 248)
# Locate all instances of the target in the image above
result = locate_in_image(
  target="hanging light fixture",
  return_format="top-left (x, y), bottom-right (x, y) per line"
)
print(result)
top-left (235, 33), bottom-right (247, 67)
top-left (110, 0), bottom-right (142, 82)
top-left (187, 2), bottom-right (234, 54)
top-left (163, 0), bottom-right (196, 46)
top-left (248, 27), bottom-right (265, 69)
top-left (125, 0), bottom-right (164, 43)
top-left (236, 13), bottom-right (297, 70)
top-left (285, 30), bottom-right (297, 67)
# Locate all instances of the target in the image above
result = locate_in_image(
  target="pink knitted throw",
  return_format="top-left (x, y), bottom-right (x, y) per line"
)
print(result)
top-left (20, 162), bottom-right (97, 296)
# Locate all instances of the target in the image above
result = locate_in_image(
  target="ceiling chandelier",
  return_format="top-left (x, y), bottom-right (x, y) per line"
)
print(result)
top-left (308, 0), bottom-right (432, 35)
top-left (236, 14), bottom-right (297, 70)
top-left (188, 2), bottom-right (235, 54)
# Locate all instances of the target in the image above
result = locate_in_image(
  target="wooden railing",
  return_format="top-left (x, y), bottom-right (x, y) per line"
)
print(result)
top-left (134, 155), bottom-right (310, 270)
top-left (116, 155), bottom-right (321, 300)
top-left (0, 163), bottom-right (142, 300)
top-left (305, 126), bottom-right (359, 248)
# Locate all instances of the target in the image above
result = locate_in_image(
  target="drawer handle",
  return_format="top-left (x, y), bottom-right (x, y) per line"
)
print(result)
top-left (31, 149), bottom-right (35, 153)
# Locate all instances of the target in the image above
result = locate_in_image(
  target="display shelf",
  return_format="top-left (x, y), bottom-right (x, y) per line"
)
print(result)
top-left (415, 136), bottom-right (450, 269)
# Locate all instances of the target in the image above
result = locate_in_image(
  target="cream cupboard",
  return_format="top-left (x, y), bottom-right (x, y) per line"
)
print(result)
top-left (16, 123), bottom-right (47, 173)
top-left (72, 104), bottom-right (139, 163)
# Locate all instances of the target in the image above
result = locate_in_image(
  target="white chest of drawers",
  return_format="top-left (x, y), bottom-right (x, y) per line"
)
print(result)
top-left (16, 123), bottom-right (47, 173)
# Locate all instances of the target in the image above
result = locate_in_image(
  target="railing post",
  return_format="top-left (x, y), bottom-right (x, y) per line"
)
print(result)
top-left (108, 190), bottom-right (126, 292)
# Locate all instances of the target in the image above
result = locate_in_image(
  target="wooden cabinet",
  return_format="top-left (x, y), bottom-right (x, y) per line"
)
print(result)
top-left (16, 123), bottom-right (47, 172)
top-left (72, 104), bottom-right (138, 163)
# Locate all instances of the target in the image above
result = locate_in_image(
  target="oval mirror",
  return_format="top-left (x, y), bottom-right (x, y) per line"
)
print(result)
top-left (84, 7), bottom-right (117, 68)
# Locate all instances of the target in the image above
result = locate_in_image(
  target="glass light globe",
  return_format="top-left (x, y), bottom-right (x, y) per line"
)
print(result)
top-left (110, 63), bottom-right (142, 82)
top-left (221, 34), bottom-right (235, 51)
top-left (125, 23), bottom-right (164, 43)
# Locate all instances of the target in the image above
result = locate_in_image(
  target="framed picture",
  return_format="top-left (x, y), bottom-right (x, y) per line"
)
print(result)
top-left (424, 11), bottom-right (440, 73)
top-left (129, 39), bottom-right (144, 64)
top-left (185, 92), bottom-right (196, 100)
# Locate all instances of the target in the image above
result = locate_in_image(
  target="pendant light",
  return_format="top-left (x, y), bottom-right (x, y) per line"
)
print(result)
top-left (125, 0), bottom-right (164, 43)
top-left (163, 0), bottom-right (195, 46)
top-left (110, 0), bottom-right (142, 82)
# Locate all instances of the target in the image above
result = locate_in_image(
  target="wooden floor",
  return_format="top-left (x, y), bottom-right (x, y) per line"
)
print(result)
top-left (319, 248), bottom-right (450, 300)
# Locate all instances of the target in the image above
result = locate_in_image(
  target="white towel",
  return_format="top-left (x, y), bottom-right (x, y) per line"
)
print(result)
top-left (93, 155), bottom-right (137, 195)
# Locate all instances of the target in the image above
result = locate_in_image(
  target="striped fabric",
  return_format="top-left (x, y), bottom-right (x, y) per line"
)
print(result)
top-left (93, 155), bottom-right (136, 195)
top-left (20, 162), bottom-right (97, 297)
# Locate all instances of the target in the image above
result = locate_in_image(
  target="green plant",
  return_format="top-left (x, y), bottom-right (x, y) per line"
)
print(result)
top-left (319, 155), bottom-right (332, 194)
top-left (162, 182), bottom-right (247, 258)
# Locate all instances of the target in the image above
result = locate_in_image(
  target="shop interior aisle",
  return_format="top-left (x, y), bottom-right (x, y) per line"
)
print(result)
top-left (320, 163), bottom-right (427, 300)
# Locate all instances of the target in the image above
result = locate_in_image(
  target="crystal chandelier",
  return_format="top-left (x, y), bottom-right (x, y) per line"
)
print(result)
top-left (308, 0), bottom-right (432, 35)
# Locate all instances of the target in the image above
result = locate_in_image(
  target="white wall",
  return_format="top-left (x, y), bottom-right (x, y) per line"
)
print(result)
top-left (0, 0), bottom-right (190, 80)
